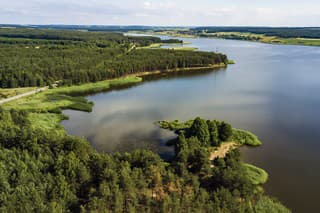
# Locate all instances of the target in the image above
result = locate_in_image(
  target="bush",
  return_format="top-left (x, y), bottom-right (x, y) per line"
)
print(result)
top-left (243, 163), bottom-right (268, 185)
top-left (254, 196), bottom-right (291, 213)
top-left (232, 129), bottom-right (262, 146)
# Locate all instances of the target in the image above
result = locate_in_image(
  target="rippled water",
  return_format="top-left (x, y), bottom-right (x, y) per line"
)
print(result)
top-left (62, 36), bottom-right (320, 212)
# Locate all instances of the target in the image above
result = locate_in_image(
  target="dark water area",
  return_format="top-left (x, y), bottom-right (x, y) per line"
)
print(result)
top-left (62, 36), bottom-right (320, 212)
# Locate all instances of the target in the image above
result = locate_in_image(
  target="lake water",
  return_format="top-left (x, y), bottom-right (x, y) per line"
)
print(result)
top-left (62, 36), bottom-right (320, 212)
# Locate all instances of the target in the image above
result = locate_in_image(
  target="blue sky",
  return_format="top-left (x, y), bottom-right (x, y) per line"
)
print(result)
top-left (1, 0), bottom-right (319, 26)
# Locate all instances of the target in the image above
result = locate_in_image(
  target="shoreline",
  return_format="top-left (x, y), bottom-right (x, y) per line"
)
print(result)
top-left (148, 31), bottom-right (320, 47)
top-left (130, 63), bottom-right (227, 78)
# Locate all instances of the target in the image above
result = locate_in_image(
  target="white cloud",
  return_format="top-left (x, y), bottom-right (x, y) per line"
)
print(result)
top-left (0, 0), bottom-right (319, 26)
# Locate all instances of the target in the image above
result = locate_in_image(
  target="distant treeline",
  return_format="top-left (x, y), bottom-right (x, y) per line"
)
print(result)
top-left (191, 27), bottom-right (320, 38)
top-left (0, 29), bottom-right (226, 88)
top-left (0, 24), bottom-right (182, 32)
top-left (0, 28), bottom-right (180, 46)
top-left (2, 25), bottom-right (320, 39)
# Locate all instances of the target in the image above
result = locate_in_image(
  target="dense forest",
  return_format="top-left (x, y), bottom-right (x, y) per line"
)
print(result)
top-left (0, 28), bottom-right (181, 46)
top-left (0, 110), bottom-right (290, 212)
top-left (0, 28), bottom-right (227, 88)
top-left (191, 27), bottom-right (320, 38)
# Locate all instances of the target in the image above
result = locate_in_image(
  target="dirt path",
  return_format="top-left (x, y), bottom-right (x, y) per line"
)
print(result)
top-left (0, 86), bottom-right (49, 105)
top-left (209, 142), bottom-right (237, 160)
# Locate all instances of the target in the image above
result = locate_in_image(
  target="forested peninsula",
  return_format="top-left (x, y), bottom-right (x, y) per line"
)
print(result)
top-left (0, 28), bottom-right (290, 212)
top-left (0, 28), bottom-right (227, 88)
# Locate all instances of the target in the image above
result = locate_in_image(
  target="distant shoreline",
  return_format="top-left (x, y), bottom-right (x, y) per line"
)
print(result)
top-left (145, 31), bottom-right (320, 47)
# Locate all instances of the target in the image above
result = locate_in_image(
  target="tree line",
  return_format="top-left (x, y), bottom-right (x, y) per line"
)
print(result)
top-left (192, 27), bottom-right (320, 38)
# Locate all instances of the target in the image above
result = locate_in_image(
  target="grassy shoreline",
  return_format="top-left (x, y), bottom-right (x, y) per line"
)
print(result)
top-left (1, 65), bottom-right (228, 131)
top-left (132, 63), bottom-right (227, 77)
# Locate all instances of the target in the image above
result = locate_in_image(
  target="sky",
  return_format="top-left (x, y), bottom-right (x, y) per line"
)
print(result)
top-left (1, 0), bottom-right (320, 26)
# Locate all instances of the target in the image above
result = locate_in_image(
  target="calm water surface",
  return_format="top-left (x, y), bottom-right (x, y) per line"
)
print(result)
top-left (62, 36), bottom-right (320, 212)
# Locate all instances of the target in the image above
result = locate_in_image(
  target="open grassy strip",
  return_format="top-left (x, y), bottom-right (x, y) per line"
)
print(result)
top-left (0, 87), bottom-right (36, 99)
top-left (1, 90), bottom-right (93, 113)
top-left (1, 76), bottom-right (142, 113)
top-left (0, 76), bottom-right (143, 136)
top-left (54, 76), bottom-right (142, 96)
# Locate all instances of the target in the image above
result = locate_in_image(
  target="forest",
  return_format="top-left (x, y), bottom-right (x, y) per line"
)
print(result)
top-left (0, 28), bottom-right (227, 88)
top-left (0, 110), bottom-right (290, 212)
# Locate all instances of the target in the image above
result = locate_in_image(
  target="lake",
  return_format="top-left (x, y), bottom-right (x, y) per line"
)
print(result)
top-left (62, 36), bottom-right (320, 212)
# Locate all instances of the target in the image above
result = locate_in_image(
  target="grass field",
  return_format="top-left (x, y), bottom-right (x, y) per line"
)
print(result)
top-left (0, 87), bottom-right (36, 99)
top-left (1, 76), bottom-right (142, 112)
top-left (0, 76), bottom-right (143, 133)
